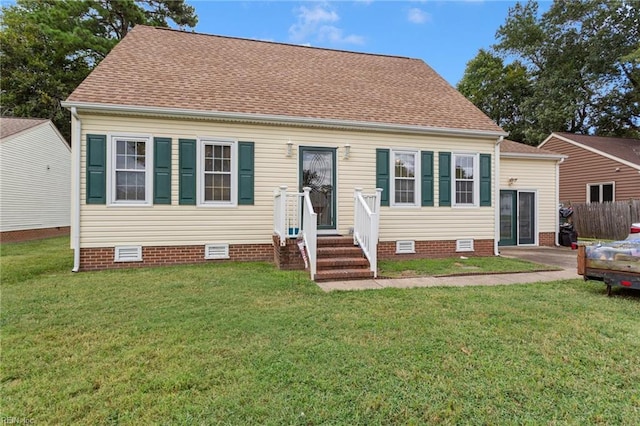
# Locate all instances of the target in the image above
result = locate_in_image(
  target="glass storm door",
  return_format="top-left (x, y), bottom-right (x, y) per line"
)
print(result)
top-left (518, 191), bottom-right (535, 245)
top-left (300, 147), bottom-right (337, 230)
top-left (499, 190), bottom-right (517, 246)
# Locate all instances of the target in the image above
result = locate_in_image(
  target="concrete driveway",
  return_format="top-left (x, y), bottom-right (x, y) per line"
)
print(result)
top-left (498, 246), bottom-right (579, 271)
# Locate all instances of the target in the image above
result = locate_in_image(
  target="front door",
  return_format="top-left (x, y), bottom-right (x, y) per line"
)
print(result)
top-left (300, 147), bottom-right (337, 230)
top-left (499, 190), bottom-right (517, 246)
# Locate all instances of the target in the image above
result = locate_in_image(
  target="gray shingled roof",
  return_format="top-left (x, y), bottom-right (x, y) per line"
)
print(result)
top-left (1, 117), bottom-right (48, 140)
top-left (67, 25), bottom-right (504, 133)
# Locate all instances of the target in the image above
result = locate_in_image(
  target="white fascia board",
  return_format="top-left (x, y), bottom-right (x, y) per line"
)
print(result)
top-left (540, 132), bottom-right (640, 171)
top-left (60, 101), bottom-right (508, 139)
top-left (500, 152), bottom-right (566, 160)
top-left (46, 121), bottom-right (72, 152)
top-left (537, 133), bottom-right (556, 148)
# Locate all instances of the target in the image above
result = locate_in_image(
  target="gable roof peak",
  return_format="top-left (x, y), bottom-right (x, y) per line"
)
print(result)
top-left (1, 117), bottom-right (49, 140)
top-left (543, 132), bottom-right (640, 168)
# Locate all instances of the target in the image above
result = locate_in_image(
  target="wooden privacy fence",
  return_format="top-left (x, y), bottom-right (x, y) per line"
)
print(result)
top-left (572, 200), bottom-right (640, 240)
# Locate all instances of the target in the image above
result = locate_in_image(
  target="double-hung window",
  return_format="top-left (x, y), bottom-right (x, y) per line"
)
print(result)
top-left (588, 182), bottom-right (614, 203)
top-left (391, 150), bottom-right (419, 206)
top-left (109, 135), bottom-right (152, 205)
top-left (198, 139), bottom-right (237, 206)
top-left (453, 153), bottom-right (478, 206)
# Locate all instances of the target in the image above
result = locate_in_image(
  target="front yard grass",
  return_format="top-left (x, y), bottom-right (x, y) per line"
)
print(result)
top-left (2, 237), bottom-right (639, 424)
top-left (379, 255), bottom-right (557, 278)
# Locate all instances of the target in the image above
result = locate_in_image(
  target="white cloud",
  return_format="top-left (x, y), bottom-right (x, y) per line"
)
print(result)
top-left (289, 4), bottom-right (364, 45)
top-left (407, 8), bottom-right (431, 24)
top-left (318, 25), bottom-right (365, 45)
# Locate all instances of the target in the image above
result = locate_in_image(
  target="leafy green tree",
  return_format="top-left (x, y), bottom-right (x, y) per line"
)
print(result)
top-left (460, 0), bottom-right (639, 144)
top-left (458, 49), bottom-right (532, 143)
top-left (0, 0), bottom-right (197, 142)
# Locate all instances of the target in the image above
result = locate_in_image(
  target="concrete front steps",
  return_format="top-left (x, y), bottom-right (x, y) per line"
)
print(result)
top-left (314, 236), bottom-right (375, 281)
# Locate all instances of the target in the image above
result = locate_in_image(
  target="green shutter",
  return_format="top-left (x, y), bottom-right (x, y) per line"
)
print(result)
top-left (421, 151), bottom-right (434, 207)
top-left (480, 153), bottom-right (492, 206)
top-left (376, 149), bottom-right (390, 207)
top-left (179, 139), bottom-right (196, 205)
top-left (154, 137), bottom-right (172, 204)
top-left (238, 141), bottom-right (255, 205)
top-left (86, 134), bottom-right (106, 204)
top-left (438, 152), bottom-right (451, 207)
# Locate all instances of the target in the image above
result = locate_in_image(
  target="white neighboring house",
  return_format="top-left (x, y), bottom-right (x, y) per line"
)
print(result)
top-left (1, 117), bottom-right (71, 242)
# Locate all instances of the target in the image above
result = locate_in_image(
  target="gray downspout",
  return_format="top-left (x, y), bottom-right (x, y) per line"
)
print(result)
top-left (70, 107), bottom-right (81, 272)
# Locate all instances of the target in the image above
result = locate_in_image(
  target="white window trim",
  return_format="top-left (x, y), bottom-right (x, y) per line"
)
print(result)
top-left (107, 133), bottom-right (153, 206)
top-left (197, 137), bottom-right (238, 207)
top-left (390, 149), bottom-right (420, 207)
top-left (586, 182), bottom-right (615, 203)
top-left (452, 153), bottom-right (480, 208)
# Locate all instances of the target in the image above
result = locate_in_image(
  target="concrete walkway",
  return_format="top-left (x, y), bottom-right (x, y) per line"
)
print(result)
top-left (316, 269), bottom-right (580, 292)
top-left (317, 246), bottom-right (582, 291)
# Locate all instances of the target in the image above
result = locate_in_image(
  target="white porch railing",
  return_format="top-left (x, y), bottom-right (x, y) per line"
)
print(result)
top-left (353, 188), bottom-right (382, 278)
top-left (273, 185), bottom-right (318, 280)
top-left (273, 185), bottom-right (303, 246)
top-left (301, 187), bottom-right (318, 280)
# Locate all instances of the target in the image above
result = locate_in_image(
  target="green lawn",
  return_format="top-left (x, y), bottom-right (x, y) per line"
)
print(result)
top-left (2, 237), bottom-right (639, 424)
top-left (379, 256), bottom-right (557, 278)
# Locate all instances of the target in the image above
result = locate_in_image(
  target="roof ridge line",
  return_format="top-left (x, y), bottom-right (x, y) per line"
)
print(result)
top-left (140, 24), bottom-right (420, 62)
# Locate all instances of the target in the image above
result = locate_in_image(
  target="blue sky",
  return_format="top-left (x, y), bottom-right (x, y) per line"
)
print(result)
top-left (186, 1), bottom-right (551, 86)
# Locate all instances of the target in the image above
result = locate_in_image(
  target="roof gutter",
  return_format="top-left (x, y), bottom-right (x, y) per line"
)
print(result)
top-left (500, 152), bottom-right (567, 160)
top-left (60, 101), bottom-right (508, 139)
top-left (70, 107), bottom-right (81, 272)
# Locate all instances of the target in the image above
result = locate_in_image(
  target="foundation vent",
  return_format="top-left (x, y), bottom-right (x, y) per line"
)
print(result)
top-left (114, 246), bottom-right (142, 262)
top-left (456, 239), bottom-right (474, 252)
top-left (396, 240), bottom-right (416, 254)
top-left (205, 243), bottom-right (230, 259)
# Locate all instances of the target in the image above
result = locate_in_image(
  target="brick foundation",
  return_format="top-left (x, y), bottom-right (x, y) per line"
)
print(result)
top-left (378, 239), bottom-right (495, 260)
top-left (78, 236), bottom-right (522, 272)
top-left (538, 232), bottom-right (556, 247)
top-left (80, 242), bottom-right (273, 271)
top-left (274, 236), bottom-right (496, 270)
top-left (273, 235), bottom-right (306, 270)
top-left (1, 226), bottom-right (70, 243)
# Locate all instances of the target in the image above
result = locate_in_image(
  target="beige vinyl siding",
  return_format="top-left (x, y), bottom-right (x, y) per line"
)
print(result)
top-left (543, 137), bottom-right (640, 203)
top-left (1, 123), bottom-right (71, 232)
top-left (78, 112), bottom-right (497, 248)
top-left (500, 157), bottom-right (558, 234)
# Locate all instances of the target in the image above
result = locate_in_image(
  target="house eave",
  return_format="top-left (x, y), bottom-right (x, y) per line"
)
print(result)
top-left (540, 132), bottom-right (640, 171)
top-left (60, 101), bottom-right (508, 139)
top-left (500, 152), bottom-right (566, 160)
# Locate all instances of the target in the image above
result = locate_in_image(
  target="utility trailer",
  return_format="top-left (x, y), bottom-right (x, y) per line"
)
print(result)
top-left (578, 241), bottom-right (640, 296)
